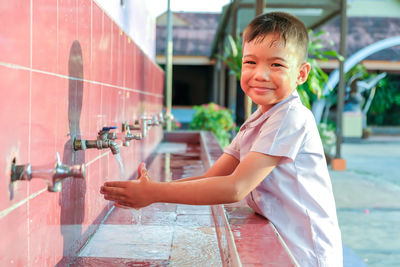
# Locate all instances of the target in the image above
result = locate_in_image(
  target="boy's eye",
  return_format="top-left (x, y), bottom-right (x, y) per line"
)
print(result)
top-left (243, 60), bottom-right (256, 65)
top-left (271, 63), bottom-right (284, 67)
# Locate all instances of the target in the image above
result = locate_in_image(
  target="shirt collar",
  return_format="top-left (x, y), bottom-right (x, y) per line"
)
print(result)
top-left (242, 90), bottom-right (301, 129)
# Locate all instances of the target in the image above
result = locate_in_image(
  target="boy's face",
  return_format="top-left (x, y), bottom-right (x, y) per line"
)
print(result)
top-left (241, 33), bottom-right (310, 113)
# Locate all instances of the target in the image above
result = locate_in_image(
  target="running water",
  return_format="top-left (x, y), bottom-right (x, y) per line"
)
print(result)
top-left (114, 153), bottom-right (125, 179)
top-left (113, 153), bottom-right (141, 224)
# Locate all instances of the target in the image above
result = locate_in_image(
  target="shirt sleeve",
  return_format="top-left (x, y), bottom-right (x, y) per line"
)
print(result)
top-left (251, 106), bottom-right (308, 163)
top-left (223, 131), bottom-right (241, 160)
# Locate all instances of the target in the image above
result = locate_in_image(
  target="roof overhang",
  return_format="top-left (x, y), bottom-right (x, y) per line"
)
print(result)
top-left (210, 0), bottom-right (342, 58)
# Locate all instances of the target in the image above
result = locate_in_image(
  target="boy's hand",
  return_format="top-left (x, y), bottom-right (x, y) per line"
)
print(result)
top-left (100, 163), bottom-right (153, 209)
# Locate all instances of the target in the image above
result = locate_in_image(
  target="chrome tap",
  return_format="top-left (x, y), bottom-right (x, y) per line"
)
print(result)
top-left (164, 111), bottom-right (174, 122)
top-left (125, 116), bottom-right (148, 138)
top-left (121, 122), bottom-right (143, 146)
top-left (146, 115), bottom-right (160, 126)
top-left (73, 126), bottom-right (120, 154)
top-left (10, 152), bottom-right (86, 192)
top-left (157, 112), bottom-right (165, 124)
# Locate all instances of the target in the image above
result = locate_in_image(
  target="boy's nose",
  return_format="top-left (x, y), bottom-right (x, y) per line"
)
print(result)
top-left (255, 68), bottom-right (270, 81)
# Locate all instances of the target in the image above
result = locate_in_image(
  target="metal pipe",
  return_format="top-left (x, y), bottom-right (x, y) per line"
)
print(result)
top-left (165, 0), bottom-right (173, 131)
top-left (336, 0), bottom-right (347, 159)
top-left (228, 0), bottom-right (239, 115)
top-left (10, 152), bottom-right (86, 192)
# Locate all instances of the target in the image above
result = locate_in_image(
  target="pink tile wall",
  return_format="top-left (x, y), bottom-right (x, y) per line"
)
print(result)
top-left (0, 1), bottom-right (164, 266)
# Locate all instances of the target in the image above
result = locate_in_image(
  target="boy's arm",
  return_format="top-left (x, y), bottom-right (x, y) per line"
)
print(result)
top-left (174, 153), bottom-right (240, 182)
top-left (101, 152), bottom-right (280, 209)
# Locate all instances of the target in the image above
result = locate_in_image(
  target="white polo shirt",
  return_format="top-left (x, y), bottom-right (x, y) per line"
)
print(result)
top-left (224, 91), bottom-right (342, 266)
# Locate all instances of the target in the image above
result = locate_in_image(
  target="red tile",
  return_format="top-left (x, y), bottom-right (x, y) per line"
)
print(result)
top-left (104, 85), bottom-right (124, 129)
top-left (224, 205), bottom-right (295, 265)
top-left (125, 38), bottom-right (134, 89)
top-left (84, 158), bottom-right (105, 220)
top-left (101, 85), bottom-right (115, 127)
top-left (124, 90), bottom-right (140, 124)
top-left (155, 67), bottom-right (165, 96)
top-left (0, 2), bottom-right (30, 66)
top-left (79, 80), bottom-right (91, 136)
top-left (134, 49), bottom-right (145, 91)
top-left (77, 0), bottom-right (92, 81)
top-left (225, 206), bottom-right (267, 224)
top-left (58, 0), bottom-right (77, 76)
top-left (0, 66), bottom-right (30, 210)
top-left (70, 257), bottom-right (169, 267)
top-left (143, 56), bottom-right (151, 94)
top-left (28, 190), bottom-right (63, 266)
top-left (0, 203), bottom-right (29, 267)
top-left (235, 235), bottom-right (294, 265)
top-left (32, 0), bottom-right (58, 72)
top-left (55, 76), bottom-right (87, 190)
top-left (86, 82), bottom-right (102, 144)
top-left (30, 72), bottom-right (58, 167)
top-left (111, 24), bottom-right (125, 87)
top-left (91, 4), bottom-right (112, 84)
top-left (230, 223), bottom-right (276, 238)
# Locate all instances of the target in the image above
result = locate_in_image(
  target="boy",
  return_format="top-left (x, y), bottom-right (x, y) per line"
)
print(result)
top-left (101, 12), bottom-right (342, 266)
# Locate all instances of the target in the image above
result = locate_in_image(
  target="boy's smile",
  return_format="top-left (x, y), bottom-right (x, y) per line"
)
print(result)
top-left (241, 33), bottom-right (310, 113)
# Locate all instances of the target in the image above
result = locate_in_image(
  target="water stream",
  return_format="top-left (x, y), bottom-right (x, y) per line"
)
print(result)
top-left (114, 153), bottom-right (125, 179)
top-left (113, 153), bottom-right (141, 223)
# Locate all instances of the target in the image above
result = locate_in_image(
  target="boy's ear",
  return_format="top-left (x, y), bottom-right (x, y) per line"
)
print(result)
top-left (296, 62), bottom-right (311, 85)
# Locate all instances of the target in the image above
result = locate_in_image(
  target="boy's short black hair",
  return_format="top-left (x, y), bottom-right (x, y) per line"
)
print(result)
top-left (243, 12), bottom-right (309, 63)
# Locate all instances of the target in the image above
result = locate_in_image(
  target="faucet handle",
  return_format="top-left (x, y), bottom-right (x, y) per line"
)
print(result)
top-left (157, 112), bottom-right (165, 124)
top-left (49, 152), bottom-right (86, 192)
top-left (153, 114), bottom-right (161, 125)
top-left (145, 115), bottom-right (159, 126)
top-left (102, 126), bottom-right (118, 131)
top-left (98, 126), bottom-right (118, 140)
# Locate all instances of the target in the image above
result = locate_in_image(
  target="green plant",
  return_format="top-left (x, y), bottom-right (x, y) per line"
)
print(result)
top-left (162, 117), bottom-right (181, 130)
top-left (368, 75), bottom-right (400, 125)
top-left (216, 35), bottom-right (242, 80)
top-left (189, 103), bottom-right (235, 148)
top-left (298, 30), bottom-right (344, 108)
top-left (317, 122), bottom-right (336, 159)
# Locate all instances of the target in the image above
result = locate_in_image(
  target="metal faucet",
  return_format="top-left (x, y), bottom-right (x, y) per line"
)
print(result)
top-left (73, 126), bottom-right (120, 154)
top-left (145, 114), bottom-right (161, 127)
top-left (157, 112), bottom-right (166, 124)
top-left (121, 122), bottom-right (143, 146)
top-left (10, 152), bottom-right (86, 192)
top-left (123, 116), bottom-right (149, 139)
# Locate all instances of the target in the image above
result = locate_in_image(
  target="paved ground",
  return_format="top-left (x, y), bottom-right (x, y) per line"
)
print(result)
top-left (330, 135), bottom-right (400, 267)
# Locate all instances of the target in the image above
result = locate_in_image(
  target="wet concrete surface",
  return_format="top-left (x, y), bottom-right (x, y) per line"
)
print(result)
top-left (71, 132), bottom-right (296, 266)
top-left (330, 135), bottom-right (400, 266)
top-left (71, 142), bottom-right (223, 267)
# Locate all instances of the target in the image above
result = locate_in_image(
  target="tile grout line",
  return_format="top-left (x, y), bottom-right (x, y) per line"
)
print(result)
top-left (0, 188), bottom-right (47, 220)
top-left (1, 149), bottom-right (112, 218)
top-left (0, 61), bottom-right (163, 98)
top-left (70, 205), bottom-right (115, 265)
top-left (27, 0), bottom-right (33, 265)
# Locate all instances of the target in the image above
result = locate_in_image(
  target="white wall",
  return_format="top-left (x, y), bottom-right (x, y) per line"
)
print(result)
top-left (94, 0), bottom-right (157, 59)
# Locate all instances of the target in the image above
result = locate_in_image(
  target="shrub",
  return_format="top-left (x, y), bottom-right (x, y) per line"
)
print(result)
top-left (189, 103), bottom-right (235, 148)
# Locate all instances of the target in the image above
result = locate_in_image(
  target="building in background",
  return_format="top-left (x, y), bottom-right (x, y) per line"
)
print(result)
top-left (156, 12), bottom-right (221, 107)
top-left (155, 0), bottom-right (400, 126)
